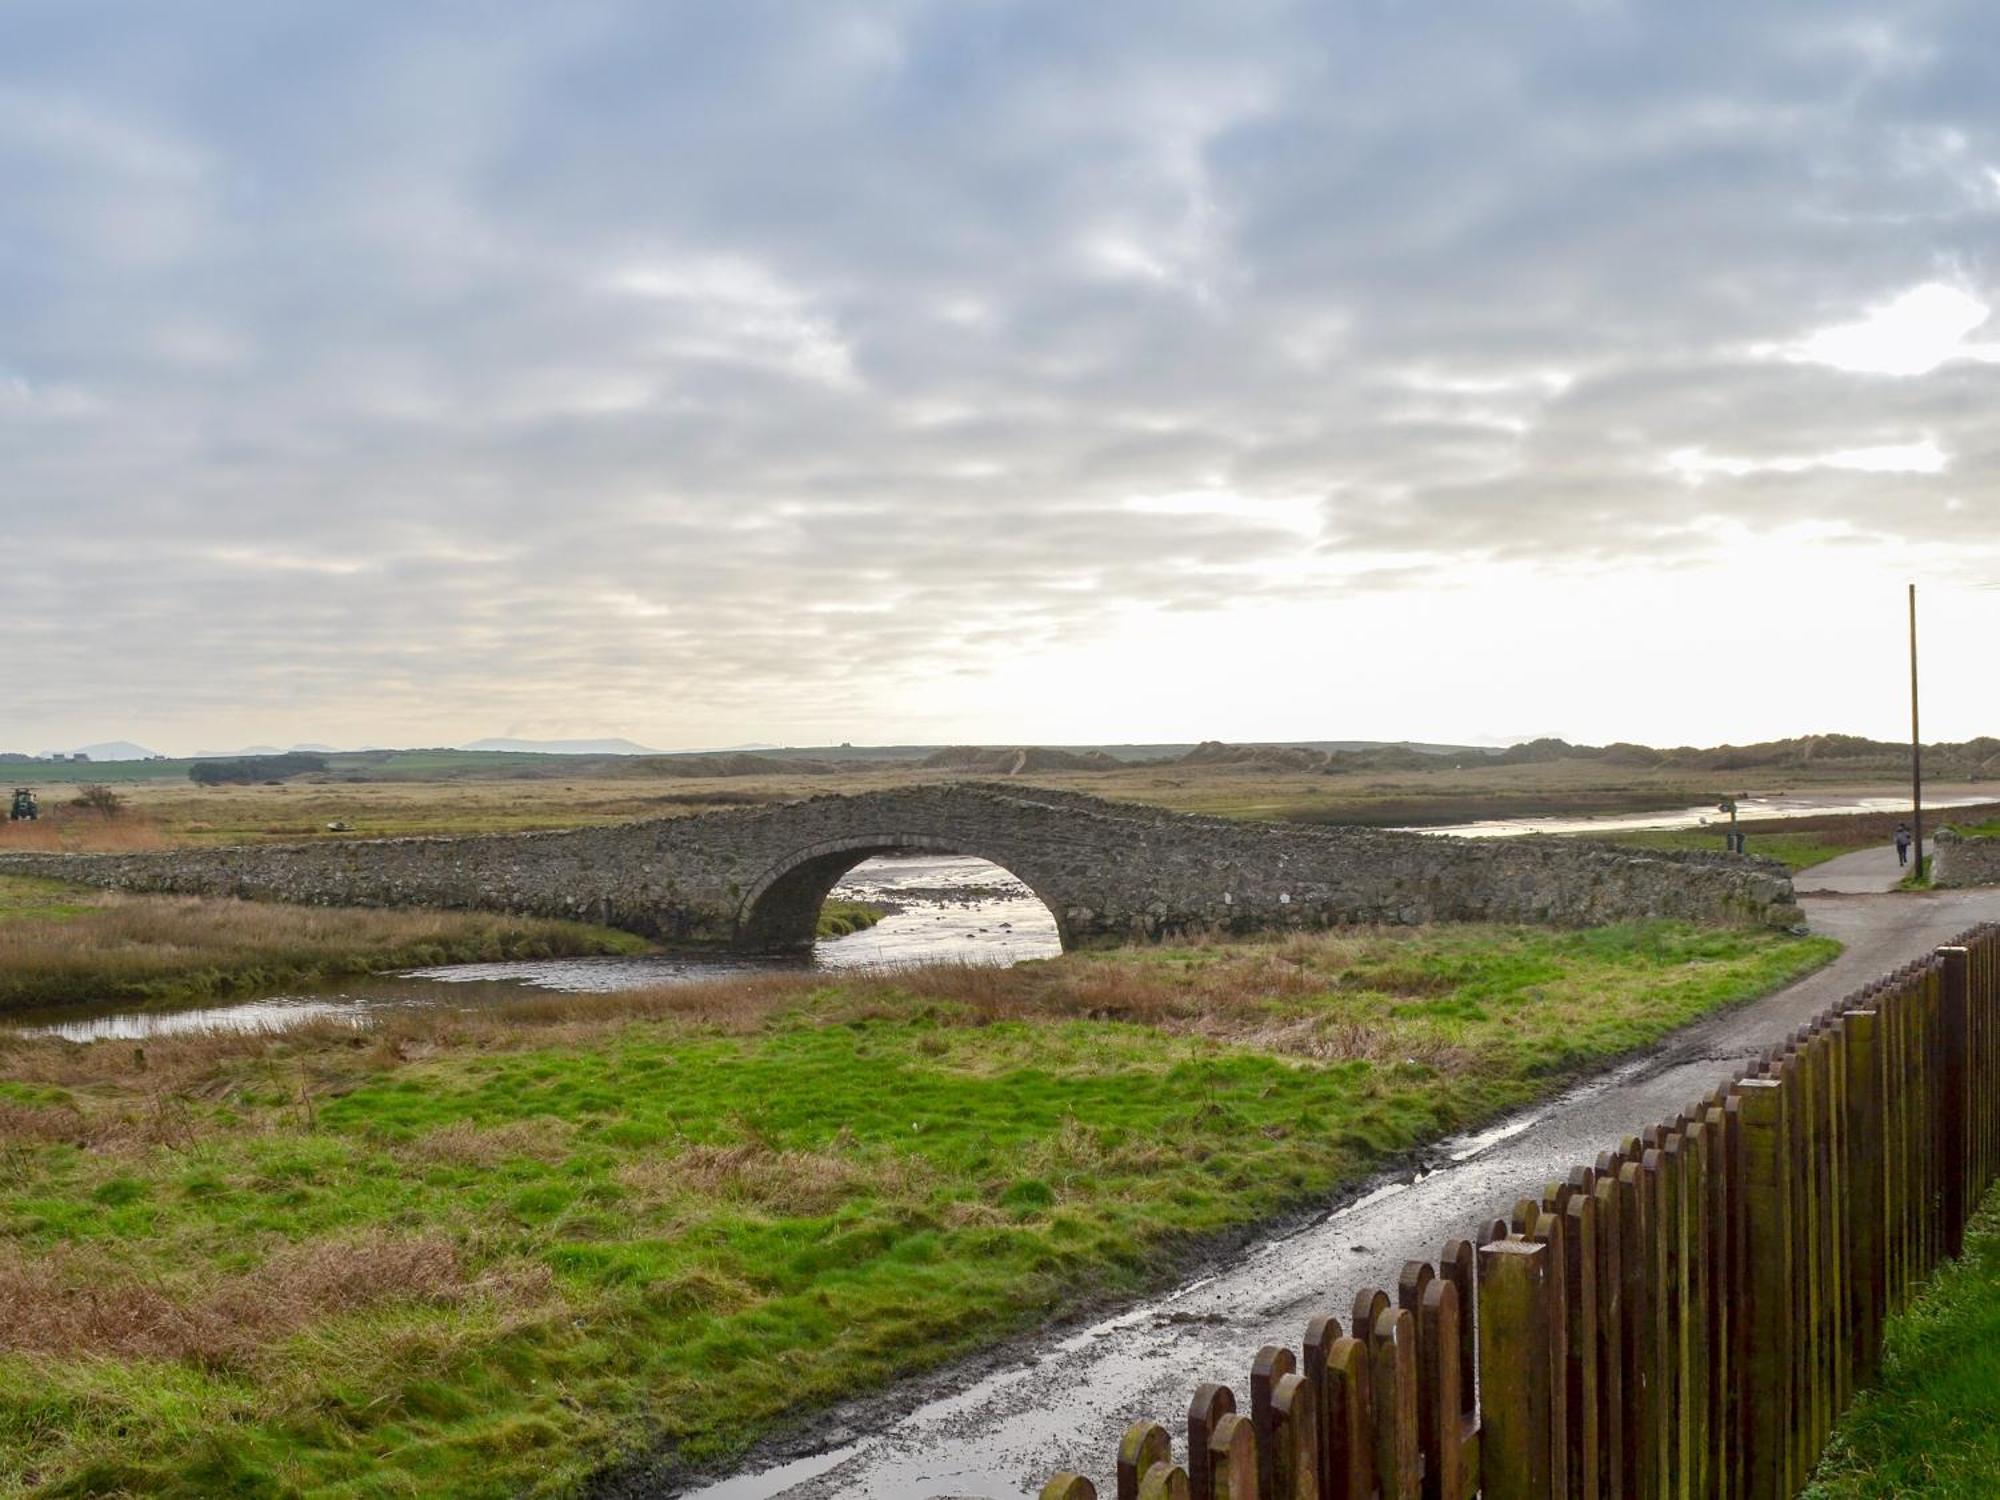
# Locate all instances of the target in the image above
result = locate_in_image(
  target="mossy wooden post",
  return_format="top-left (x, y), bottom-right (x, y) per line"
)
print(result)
top-left (1439, 1237), bottom-right (1479, 1469)
top-left (1736, 1077), bottom-right (1794, 1500)
top-left (1940, 946), bottom-right (1971, 1260)
top-left (1121, 1421), bottom-right (1175, 1500)
top-left (1272, 1372), bottom-right (1320, 1500)
top-left (1530, 1208), bottom-right (1572, 1497)
top-left (1418, 1272), bottom-right (1478, 1500)
top-left (1370, 1305), bottom-right (1421, 1500)
top-left (1681, 1120), bottom-right (1711, 1500)
top-left (1841, 1008), bottom-right (1885, 1384)
top-left (1398, 1260), bottom-right (1442, 1497)
top-left (1884, 980), bottom-right (1912, 1313)
top-left (1189, 1384), bottom-right (1236, 1500)
top-left (1252, 1345), bottom-right (1296, 1500)
top-left (1552, 1181), bottom-right (1601, 1500)
top-left (1771, 1053), bottom-right (1814, 1483)
top-left (1701, 1101), bottom-right (1734, 1500)
top-left (1617, 1158), bottom-right (1659, 1500)
top-left (1824, 1023), bottom-right (1853, 1418)
top-left (1477, 1238), bottom-right (1557, 1500)
top-left (1044, 1476), bottom-right (1098, 1500)
top-left (1319, 1334), bottom-right (1375, 1498)
top-left (1302, 1317), bottom-right (1340, 1500)
top-left (1918, 966), bottom-right (1939, 1279)
top-left (1207, 1411), bottom-right (1258, 1500)
top-left (1590, 1167), bottom-right (1625, 1500)
top-left (1645, 1131), bottom-right (1688, 1500)
top-left (1801, 1033), bottom-right (1832, 1456)
top-left (1139, 1467), bottom-right (1194, 1500)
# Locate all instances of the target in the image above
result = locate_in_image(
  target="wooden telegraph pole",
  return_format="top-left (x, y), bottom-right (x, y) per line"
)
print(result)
top-left (1910, 583), bottom-right (1923, 877)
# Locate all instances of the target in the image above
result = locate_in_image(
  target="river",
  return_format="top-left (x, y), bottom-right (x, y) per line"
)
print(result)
top-left (1412, 788), bottom-right (1995, 837)
top-left (11, 853), bottom-right (1062, 1043)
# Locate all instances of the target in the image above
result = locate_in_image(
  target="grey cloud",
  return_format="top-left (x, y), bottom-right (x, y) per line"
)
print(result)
top-left (4, 0), bottom-right (2000, 746)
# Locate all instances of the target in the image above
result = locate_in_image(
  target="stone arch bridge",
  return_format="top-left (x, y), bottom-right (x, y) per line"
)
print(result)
top-left (0, 784), bottom-right (1799, 950)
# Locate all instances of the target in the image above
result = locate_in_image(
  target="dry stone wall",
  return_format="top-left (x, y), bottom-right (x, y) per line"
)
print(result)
top-left (1935, 828), bottom-right (2000, 888)
top-left (0, 783), bottom-right (1802, 949)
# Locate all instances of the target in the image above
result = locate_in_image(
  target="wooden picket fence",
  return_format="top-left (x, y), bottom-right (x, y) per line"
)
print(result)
top-left (1040, 925), bottom-right (2000, 1500)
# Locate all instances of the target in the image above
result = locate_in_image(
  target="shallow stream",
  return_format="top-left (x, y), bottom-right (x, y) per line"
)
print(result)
top-left (11, 854), bottom-right (1062, 1043)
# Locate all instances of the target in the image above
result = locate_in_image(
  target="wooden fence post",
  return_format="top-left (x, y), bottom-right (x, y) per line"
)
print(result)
top-left (1120, 1422), bottom-right (1174, 1500)
top-left (1208, 1412), bottom-right (1258, 1499)
top-left (1617, 1158), bottom-right (1658, 1500)
top-left (1189, 1384), bottom-right (1234, 1500)
top-left (1592, 1165), bottom-right (1625, 1500)
top-left (1736, 1077), bottom-right (1794, 1500)
top-left (1940, 946), bottom-right (1971, 1260)
top-left (1370, 1305), bottom-right (1421, 1499)
top-left (1478, 1238), bottom-right (1556, 1500)
top-left (1253, 1345), bottom-right (1296, 1500)
top-left (1841, 1009), bottom-right (1885, 1384)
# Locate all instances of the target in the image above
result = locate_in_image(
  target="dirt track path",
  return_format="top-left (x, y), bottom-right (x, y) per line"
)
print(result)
top-left (665, 880), bottom-right (2000, 1500)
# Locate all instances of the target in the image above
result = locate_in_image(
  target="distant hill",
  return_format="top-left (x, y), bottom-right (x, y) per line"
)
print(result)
top-left (919, 746), bottom-right (1124, 774)
top-left (1478, 733), bottom-right (2000, 778)
top-left (461, 737), bottom-right (662, 756)
top-left (69, 741), bottom-right (163, 762)
top-left (1175, 740), bottom-right (1451, 773)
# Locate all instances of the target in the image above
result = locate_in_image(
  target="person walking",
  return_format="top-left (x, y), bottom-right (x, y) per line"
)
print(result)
top-left (1894, 822), bottom-right (1913, 868)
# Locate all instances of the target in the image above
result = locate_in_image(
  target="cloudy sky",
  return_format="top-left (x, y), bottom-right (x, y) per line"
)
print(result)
top-left (4, 1), bottom-right (1998, 755)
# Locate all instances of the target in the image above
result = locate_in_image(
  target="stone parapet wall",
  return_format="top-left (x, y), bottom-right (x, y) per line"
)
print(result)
top-left (1934, 828), bottom-right (2000, 888)
top-left (0, 783), bottom-right (1802, 948)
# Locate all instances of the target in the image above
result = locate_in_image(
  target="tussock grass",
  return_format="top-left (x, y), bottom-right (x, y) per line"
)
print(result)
top-left (1807, 1187), bottom-right (2000, 1497)
top-left (0, 921), bottom-right (1835, 1498)
top-left (0, 876), bottom-right (644, 1013)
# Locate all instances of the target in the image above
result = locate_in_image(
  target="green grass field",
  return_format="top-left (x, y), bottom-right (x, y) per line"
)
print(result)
top-left (1807, 1188), bottom-right (2000, 1497)
top-left (1600, 828), bottom-right (1862, 871)
top-left (0, 921), bottom-right (1834, 1498)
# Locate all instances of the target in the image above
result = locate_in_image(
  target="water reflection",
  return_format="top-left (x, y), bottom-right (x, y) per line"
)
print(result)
top-left (13, 853), bottom-right (1063, 1043)
top-left (1414, 791), bottom-right (1995, 839)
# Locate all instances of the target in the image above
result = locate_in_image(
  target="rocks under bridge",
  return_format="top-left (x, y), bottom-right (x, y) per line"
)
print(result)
top-left (0, 784), bottom-right (1800, 949)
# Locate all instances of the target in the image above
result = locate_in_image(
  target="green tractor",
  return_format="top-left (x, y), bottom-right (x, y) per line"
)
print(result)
top-left (9, 788), bottom-right (37, 822)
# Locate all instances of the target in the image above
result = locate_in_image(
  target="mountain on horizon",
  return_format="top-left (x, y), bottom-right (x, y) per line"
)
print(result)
top-left (67, 740), bottom-right (163, 761)
top-left (461, 737), bottom-right (662, 756)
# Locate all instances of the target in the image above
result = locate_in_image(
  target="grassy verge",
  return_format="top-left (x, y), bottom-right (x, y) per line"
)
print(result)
top-left (1599, 828), bottom-right (1861, 871)
top-left (0, 921), bottom-right (1834, 1498)
top-left (1806, 1187), bottom-right (2000, 1497)
top-left (0, 876), bottom-right (646, 1014)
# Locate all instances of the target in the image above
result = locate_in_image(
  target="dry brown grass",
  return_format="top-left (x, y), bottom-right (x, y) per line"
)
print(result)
top-left (0, 927), bottom-right (1468, 1104)
top-left (402, 1116), bottom-right (579, 1167)
top-left (0, 886), bottom-right (632, 1013)
top-left (0, 1231), bottom-right (548, 1368)
top-left (615, 1137), bottom-right (936, 1217)
top-left (0, 806), bottom-right (172, 853)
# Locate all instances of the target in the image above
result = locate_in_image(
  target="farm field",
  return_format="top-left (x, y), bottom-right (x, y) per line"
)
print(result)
top-left (0, 755), bottom-right (1981, 852)
top-left (0, 921), bottom-right (1834, 1497)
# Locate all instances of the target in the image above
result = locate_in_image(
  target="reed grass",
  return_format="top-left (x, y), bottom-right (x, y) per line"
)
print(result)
top-left (0, 876), bottom-right (644, 1013)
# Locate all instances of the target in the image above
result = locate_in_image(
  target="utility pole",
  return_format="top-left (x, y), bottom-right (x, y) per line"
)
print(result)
top-left (1910, 582), bottom-right (1923, 878)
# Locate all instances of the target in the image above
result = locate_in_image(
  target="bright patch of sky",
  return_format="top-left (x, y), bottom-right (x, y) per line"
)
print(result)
top-left (1787, 283), bottom-right (2000, 376)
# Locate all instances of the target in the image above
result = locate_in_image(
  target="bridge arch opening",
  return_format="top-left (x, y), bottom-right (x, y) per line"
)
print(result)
top-left (734, 835), bottom-right (1070, 955)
